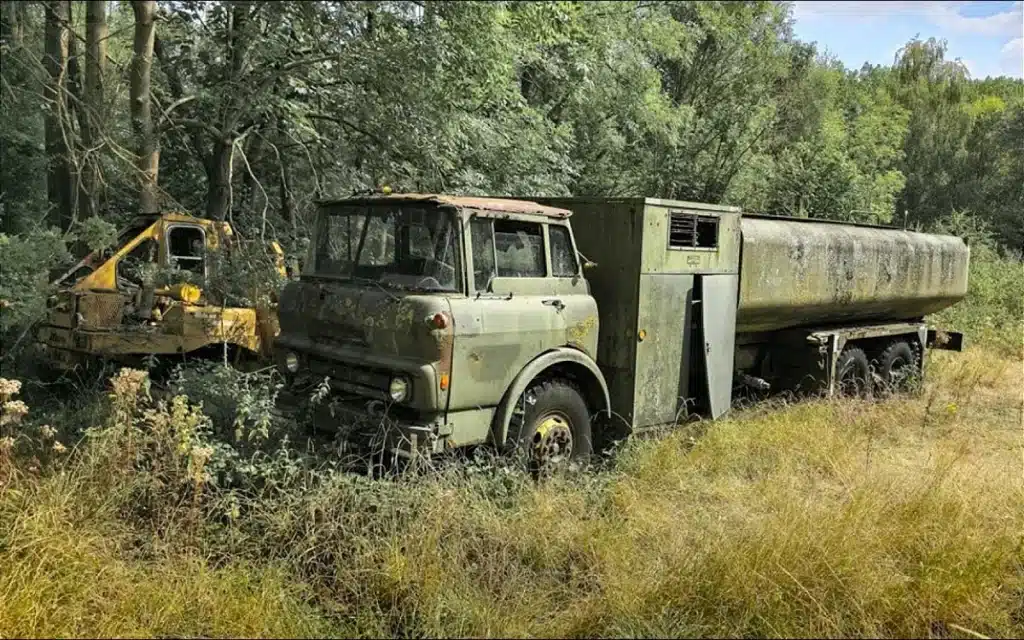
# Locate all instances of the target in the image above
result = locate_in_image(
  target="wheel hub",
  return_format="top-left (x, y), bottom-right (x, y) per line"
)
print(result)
top-left (532, 413), bottom-right (573, 469)
top-left (889, 356), bottom-right (912, 383)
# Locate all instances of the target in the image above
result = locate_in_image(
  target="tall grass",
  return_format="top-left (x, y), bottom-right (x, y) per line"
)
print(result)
top-left (2, 346), bottom-right (1021, 639)
top-left (0, 471), bottom-right (330, 638)
top-left (2, 236), bottom-right (1021, 639)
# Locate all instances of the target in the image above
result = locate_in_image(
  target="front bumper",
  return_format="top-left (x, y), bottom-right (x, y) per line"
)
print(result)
top-left (278, 388), bottom-right (444, 458)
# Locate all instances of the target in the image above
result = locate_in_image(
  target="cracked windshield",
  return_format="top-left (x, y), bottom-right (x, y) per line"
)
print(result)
top-left (316, 205), bottom-right (461, 292)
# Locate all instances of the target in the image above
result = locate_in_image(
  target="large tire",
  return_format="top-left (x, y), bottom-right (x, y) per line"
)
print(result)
top-left (836, 346), bottom-right (871, 397)
top-left (876, 339), bottom-right (919, 393)
top-left (507, 379), bottom-right (593, 476)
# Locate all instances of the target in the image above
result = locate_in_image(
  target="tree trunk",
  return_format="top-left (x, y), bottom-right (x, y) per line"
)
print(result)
top-left (206, 138), bottom-right (233, 220)
top-left (278, 148), bottom-right (296, 237)
top-left (82, 0), bottom-right (107, 217)
top-left (66, 1), bottom-right (86, 219)
top-left (130, 0), bottom-right (158, 214)
top-left (1, 1), bottom-right (26, 48)
top-left (242, 131), bottom-right (264, 213)
top-left (43, 0), bottom-right (74, 231)
top-left (201, 0), bottom-right (254, 222)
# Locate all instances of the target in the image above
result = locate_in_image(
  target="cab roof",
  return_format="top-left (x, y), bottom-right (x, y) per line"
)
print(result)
top-left (317, 193), bottom-right (572, 219)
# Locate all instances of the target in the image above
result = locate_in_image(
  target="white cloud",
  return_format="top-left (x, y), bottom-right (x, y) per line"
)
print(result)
top-left (1000, 36), bottom-right (1024, 77)
top-left (929, 1), bottom-right (1022, 37)
top-left (792, 1), bottom-right (1023, 37)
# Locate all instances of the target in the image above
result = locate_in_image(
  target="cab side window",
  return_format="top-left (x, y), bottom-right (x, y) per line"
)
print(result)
top-left (494, 219), bottom-right (545, 278)
top-left (471, 218), bottom-right (547, 290)
top-left (470, 218), bottom-right (496, 291)
top-left (549, 225), bottom-right (578, 277)
top-left (167, 226), bottom-right (206, 277)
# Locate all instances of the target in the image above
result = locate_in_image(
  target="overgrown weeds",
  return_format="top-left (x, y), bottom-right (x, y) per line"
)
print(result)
top-left (2, 239), bottom-right (1021, 637)
top-left (1, 345), bottom-right (1021, 638)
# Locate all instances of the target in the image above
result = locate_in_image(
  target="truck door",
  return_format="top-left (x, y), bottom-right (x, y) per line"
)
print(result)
top-left (698, 273), bottom-right (738, 419)
top-left (546, 223), bottom-right (598, 356)
top-left (445, 216), bottom-right (569, 421)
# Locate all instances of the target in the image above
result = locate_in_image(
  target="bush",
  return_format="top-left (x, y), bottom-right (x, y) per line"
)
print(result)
top-left (0, 218), bottom-right (118, 366)
top-left (0, 377), bottom-right (70, 482)
top-left (0, 228), bottom-right (70, 339)
top-left (931, 210), bottom-right (1024, 358)
top-left (166, 361), bottom-right (334, 494)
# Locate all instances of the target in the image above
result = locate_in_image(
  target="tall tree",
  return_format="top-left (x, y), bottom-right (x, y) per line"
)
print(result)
top-left (0, 0), bottom-right (26, 48)
top-left (130, 0), bottom-right (158, 213)
top-left (42, 0), bottom-right (73, 230)
top-left (890, 38), bottom-right (971, 227)
top-left (81, 0), bottom-right (108, 217)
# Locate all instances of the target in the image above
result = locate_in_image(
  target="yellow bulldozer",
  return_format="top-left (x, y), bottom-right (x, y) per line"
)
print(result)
top-left (36, 212), bottom-right (290, 371)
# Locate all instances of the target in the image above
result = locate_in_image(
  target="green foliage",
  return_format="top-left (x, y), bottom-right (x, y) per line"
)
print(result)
top-left (931, 211), bottom-right (1024, 358)
top-left (75, 216), bottom-right (119, 253)
top-left (1, 0), bottom-right (1020, 252)
top-left (166, 362), bottom-right (321, 492)
top-left (204, 237), bottom-right (288, 308)
top-left (0, 227), bottom-right (70, 337)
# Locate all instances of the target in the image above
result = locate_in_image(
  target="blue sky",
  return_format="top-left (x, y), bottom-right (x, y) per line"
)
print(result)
top-left (789, 1), bottom-right (1024, 79)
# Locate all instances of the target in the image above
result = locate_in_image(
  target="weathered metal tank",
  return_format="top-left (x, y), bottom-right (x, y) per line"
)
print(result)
top-left (736, 215), bottom-right (970, 334)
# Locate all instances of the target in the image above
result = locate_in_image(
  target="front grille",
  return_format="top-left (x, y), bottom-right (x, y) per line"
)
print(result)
top-left (76, 291), bottom-right (127, 329)
top-left (306, 357), bottom-right (392, 397)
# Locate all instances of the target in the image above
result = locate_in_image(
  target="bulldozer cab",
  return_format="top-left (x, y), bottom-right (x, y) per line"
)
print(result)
top-left (56, 213), bottom-right (285, 302)
top-left (39, 212), bottom-right (287, 368)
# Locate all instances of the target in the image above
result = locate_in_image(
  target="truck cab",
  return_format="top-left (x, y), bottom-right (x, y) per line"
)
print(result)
top-left (275, 194), bottom-right (609, 468)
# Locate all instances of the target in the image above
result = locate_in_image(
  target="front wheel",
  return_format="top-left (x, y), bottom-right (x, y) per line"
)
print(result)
top-left (507, 379), bottom-right (593, 476)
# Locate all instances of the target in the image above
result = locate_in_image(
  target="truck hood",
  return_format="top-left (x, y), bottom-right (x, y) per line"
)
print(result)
top-left (278, 278), bottom-right (452, 363)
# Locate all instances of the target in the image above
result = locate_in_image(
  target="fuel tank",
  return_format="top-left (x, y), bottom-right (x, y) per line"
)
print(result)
top-left (736, 216), bottom-right (970, 334)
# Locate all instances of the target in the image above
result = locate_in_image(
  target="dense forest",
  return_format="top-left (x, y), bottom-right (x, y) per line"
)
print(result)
top-left (1, 0), bottom-right (1022, 342)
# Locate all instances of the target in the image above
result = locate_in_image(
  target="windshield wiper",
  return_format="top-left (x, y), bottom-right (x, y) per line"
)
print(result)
top-left (350, 276), bottom-right (401, 302)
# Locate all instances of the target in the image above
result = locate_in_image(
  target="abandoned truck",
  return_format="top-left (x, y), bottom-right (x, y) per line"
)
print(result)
top-left (273, 194), bottom-right (969, 469)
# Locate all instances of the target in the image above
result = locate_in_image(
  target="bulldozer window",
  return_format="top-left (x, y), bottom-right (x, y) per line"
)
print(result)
top-left (116, 238), bottom-right (157, 289)
top-left (167, 226), bottom-right (206, 279)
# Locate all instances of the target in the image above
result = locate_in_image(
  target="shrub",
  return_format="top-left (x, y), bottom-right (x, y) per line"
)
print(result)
top-left (0, 377), bottom-right (70, 482)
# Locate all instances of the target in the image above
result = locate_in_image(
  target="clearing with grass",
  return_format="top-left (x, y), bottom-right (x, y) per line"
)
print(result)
top-left (1, 344), bottom-right (1021, 638)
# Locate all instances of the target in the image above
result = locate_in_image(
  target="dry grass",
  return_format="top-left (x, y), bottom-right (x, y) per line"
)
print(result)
top-left (0, 467), bottom-right (331, 638)
top-left (1, 347), bottom-right (1022, 638)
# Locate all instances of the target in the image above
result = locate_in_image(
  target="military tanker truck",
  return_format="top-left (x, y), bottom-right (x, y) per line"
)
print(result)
top-left (273, 194), bottom-right (968, 470)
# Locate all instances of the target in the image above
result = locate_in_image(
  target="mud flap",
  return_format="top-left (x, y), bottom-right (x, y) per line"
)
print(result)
top-left (699, 274), bottom-right (738, 419)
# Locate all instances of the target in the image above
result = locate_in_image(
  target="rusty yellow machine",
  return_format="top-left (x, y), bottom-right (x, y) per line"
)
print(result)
top-left (37, 212), bottom-right (288, 370)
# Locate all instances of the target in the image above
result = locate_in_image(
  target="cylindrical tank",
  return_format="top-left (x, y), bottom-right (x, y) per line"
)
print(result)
top-left (736, 216), bottom-right (970, 334)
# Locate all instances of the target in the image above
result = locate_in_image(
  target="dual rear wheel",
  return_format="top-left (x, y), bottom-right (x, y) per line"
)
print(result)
top-left (836, 339), bottom-right (920, 397)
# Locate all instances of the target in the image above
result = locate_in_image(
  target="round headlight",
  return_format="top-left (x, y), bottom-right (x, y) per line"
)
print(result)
top-left (388, 376), bottom-right (409, 402)
top-left (284, 351), bottom-right (300, 373)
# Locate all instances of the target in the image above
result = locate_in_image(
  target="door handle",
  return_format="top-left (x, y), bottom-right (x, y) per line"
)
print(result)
top-left (542, 298), bottom-right (565, 312)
